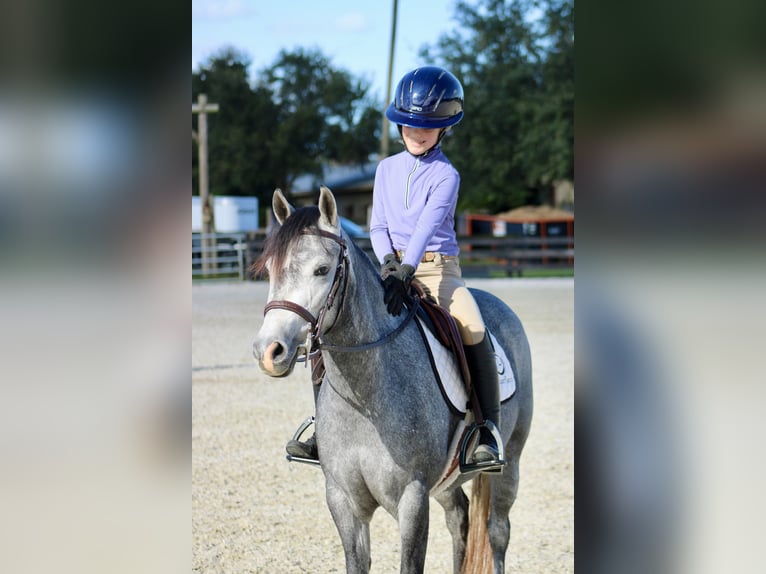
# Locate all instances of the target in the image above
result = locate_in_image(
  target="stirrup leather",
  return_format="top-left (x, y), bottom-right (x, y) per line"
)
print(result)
top-left (459, 420), bottom-right (506, 474)
top-left (286, 416), bottom-right (321, 467)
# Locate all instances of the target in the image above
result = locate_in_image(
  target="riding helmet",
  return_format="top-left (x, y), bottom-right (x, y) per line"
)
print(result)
top-left (385, 66), bottom-right (464, 129)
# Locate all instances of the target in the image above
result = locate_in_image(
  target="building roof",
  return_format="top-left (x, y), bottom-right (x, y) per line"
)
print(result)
top-left (497, 205), bottom-right (574, 221)
top-left (292, 161), bottom-right (378, 196)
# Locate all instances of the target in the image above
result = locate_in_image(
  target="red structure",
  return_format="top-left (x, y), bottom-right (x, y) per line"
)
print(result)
top-left (458, 206), bottom-right (574, 268)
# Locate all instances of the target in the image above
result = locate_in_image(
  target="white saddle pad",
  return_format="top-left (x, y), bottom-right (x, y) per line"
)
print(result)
top-left (418, 319), bottom-right (517, 414)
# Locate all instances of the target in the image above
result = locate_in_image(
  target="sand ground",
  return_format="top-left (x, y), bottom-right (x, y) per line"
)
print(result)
top-left (192, 278), bottom-right (573, 573)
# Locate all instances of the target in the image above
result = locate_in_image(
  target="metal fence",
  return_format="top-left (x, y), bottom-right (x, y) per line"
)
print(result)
top-left (192, 232), bottom-right (247, 280)
top-left (456, 236), bottom-right (574, 277)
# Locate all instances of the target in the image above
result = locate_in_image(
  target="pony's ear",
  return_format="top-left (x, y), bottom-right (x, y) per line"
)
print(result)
top-left (272, 188), bottom-right (294, 225)
top-left (318, 185), bottom-right (339, 230)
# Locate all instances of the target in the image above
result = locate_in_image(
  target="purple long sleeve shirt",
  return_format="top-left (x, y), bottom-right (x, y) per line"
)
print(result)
top-left (370, 147), bottom-right (460, 269)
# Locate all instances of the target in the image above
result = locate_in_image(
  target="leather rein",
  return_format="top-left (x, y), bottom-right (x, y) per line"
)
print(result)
top-left (262, 227), bottom-right (419, 365)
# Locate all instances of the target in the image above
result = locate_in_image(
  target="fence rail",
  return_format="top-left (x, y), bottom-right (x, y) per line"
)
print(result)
top-left (455, 236), bottom-right (574, 276)
top-left (192, 232), bottom-right (247, 279)
top-left (348, 236), bottom-right (573, 277)
top-left (193, 232), bottom-right (574, 280)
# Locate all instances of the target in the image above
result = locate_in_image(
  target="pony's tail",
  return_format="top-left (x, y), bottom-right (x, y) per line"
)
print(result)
top-left (460, 474), bottom-right (493, 574)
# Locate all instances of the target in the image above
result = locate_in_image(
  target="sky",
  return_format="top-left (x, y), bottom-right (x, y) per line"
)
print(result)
top-left (192, 0), bottom-right (461, 103)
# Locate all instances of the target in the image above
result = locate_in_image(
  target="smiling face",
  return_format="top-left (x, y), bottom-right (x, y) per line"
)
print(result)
top-left (401, 126), bottom-right (441, 155)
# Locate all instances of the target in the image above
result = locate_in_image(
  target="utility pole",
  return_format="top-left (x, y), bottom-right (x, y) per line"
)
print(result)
top-left (380, 0), bottom-right (398, 159)
top-left (192, 93), bottom-right (219, 274)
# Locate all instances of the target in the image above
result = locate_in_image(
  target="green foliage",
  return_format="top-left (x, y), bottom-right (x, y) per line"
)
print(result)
top-left (192, 48), bottom-right (277, 199)
top-left (192, 47), bottom-right (381, 204)
top-left (192, 0), bottom-right (573, 215)
top-left (423, 0), bottom-right (573, 212)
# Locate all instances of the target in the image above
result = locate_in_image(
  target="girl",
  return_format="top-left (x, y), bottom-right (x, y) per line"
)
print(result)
top-left (371, 66), bottom-right (504, 471)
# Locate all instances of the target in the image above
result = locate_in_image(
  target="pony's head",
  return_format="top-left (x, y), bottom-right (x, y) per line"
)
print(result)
top-left (252, 186), bottom-right (347, 377)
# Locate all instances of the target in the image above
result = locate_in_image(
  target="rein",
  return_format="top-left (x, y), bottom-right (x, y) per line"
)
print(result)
top-left (262, 226), bottom-right (420, 362)
top-left (321, 295), bottom-right (419, 353)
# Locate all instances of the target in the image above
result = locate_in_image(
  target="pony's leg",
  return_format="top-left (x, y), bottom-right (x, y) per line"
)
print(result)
top-left (397, 481), bottom-right (431, 574)
top-left (326, 480), bottom-right (372, 574)
top-left (435, 487), bottom-right (469, 574)
top-left (487, 456), bottom-right (520, 573)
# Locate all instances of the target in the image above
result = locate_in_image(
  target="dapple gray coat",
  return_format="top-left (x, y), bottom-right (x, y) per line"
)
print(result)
top-left (253, 187), bottom-right (533, 574)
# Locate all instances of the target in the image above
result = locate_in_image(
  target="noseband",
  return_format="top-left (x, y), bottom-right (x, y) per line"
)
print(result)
top-left (263, 228), bottom-right (350, 363)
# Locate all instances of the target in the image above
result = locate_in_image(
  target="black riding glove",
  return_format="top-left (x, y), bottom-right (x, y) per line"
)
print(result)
top-left (380, 253), bottom-right (400, 279)
top-left (382, 264), bottom-right (415, 316)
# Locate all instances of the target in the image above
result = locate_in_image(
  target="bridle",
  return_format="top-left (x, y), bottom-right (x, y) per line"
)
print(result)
top-left (263, 228), bottom-right (350, 364)
top-left (262, 226), bottom-right (420, 366)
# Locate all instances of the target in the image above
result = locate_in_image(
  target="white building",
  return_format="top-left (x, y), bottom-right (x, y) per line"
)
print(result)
top-left (192, 196), bottom-right (259, 232)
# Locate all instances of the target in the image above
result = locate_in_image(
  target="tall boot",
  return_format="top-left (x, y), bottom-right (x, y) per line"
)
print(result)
top-left (285, 383), bottom-right (320, 461)
top-left (464, 331), bottom-right (503, 468)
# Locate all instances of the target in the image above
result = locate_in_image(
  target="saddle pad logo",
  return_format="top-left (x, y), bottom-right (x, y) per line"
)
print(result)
top-left (495, 353), bottom-right (505, 375)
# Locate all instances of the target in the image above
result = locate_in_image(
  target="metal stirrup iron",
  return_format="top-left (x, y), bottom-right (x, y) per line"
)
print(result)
top-left (285, 416), bottom-right (321, 468)
top-left (458, 420), bottom-right (506, 474)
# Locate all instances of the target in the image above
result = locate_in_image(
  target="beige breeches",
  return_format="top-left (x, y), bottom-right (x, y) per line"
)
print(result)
top-left (413, 255), bottom-right (486, 345)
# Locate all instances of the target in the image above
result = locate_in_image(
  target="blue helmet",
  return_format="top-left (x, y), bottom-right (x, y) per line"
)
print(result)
top-left (386, 66), bottom-right (464, 129)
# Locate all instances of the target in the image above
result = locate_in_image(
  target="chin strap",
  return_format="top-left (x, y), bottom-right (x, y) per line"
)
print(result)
top-left (397, 126), bottom-right (449, 158)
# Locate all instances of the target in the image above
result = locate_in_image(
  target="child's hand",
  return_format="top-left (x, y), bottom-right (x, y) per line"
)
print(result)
top-left (382, 264), bottom-right (415, 316)
top-left (380, 253), bottom-right (400, 279)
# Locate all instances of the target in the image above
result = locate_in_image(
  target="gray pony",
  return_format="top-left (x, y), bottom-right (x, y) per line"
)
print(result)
top-left (253, 187), bottom-right (533, 574)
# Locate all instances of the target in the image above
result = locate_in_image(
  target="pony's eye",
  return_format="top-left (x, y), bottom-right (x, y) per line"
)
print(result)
top-left (314, 265), bottom-right (330, 277)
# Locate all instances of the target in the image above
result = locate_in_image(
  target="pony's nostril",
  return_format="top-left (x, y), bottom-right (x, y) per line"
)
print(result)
top-left (270, 341), bottom-right (285, 359)
top-left (260, 340), bottom-right (286, 373)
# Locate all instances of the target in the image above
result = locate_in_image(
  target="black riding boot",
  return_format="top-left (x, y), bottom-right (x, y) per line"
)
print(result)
top-left (464, 331), bottom-right (504, 469)
top-left (285, 383), bottom-right (320, 461)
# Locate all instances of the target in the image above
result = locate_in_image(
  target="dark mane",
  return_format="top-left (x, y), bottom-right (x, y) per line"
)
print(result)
top-left (250, 206), bottom-right (321, 278)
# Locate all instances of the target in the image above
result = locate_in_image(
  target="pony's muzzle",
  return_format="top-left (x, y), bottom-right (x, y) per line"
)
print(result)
top-left (254, 339), bottom-right (294, 377)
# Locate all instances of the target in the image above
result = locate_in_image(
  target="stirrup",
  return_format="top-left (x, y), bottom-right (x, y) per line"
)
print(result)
top-left (286, 416), bottom-right (321, 467)
top-left (459, 420), bottom-right (506, 475)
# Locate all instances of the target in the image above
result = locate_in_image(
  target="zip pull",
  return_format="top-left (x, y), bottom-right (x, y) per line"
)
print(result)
top-left (405, 157), bottom-right (419, 209)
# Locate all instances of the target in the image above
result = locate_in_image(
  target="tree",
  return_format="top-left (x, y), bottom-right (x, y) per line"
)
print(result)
top-left (192, 47), bottom-right (278, 200)
top-left (421, 0), bottom-right (574, 212)
top-left (192, 47), bottom-right (381, 205)
top-left (519, 0), bottom-right (574, 196)
top-left (257, 48), bottom-right (381, 192)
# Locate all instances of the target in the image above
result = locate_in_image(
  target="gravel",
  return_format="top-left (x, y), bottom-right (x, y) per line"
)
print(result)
top-left (193, 278), bottom-right (573, 573)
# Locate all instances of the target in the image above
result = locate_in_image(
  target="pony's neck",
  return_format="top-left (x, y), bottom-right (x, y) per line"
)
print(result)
top-left (318, 243), bottom-right (399, 396)
top-left (322, 242), bottom-right (395, 347)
